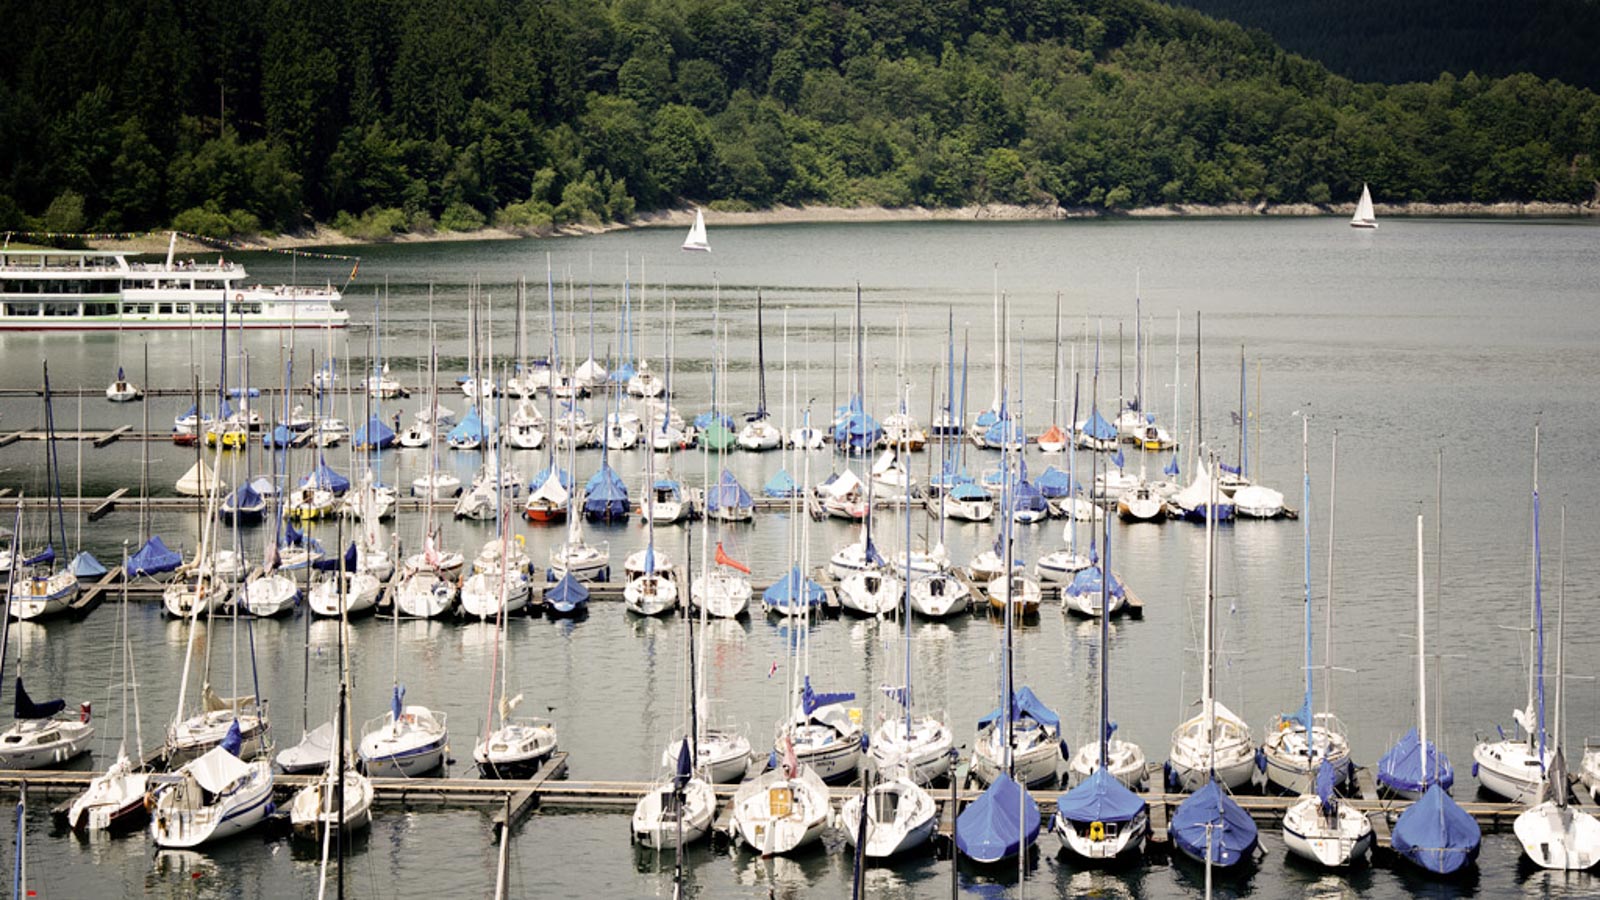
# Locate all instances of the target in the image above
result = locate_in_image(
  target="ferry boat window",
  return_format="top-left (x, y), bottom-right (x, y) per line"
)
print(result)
top-left (0, 303), bottom-right (39, 315)
top-left (43, 302), bottom-right (79, 316)
top-left (174, 303), bottom-right (191, 314)
top-left (83, 303), bottom-right (117, 316)
top-left (197, 303), bottom-right (222, 315)
top-left (127, 303), bottom-right (152, 315)
top-left (157, 303), bottom-right (174, 314)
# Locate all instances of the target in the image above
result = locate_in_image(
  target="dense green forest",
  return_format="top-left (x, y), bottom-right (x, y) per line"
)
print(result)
top-left (2, 0), bottom-right (1597, 240)
top-left (1174, 0), bottom-right (1600, 89)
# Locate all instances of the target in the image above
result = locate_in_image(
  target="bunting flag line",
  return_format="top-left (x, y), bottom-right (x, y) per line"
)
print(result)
top-left (3, 230), bottom-right (361, 264)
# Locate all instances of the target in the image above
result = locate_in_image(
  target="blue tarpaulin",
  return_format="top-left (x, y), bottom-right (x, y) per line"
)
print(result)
top-left (353, 416), bottom-right (395, 450)
top-left (707, 470), bottom-right (753, 512)
top-left (582, 464), bottom-right (630, 520)
top-left (223, 482), bottom-right (265, 516)
top-left (983, 416), bottom-right (1024, 447)
top-left (301, 462), bottom-right (351, 495)
top-left (762, 469), bottom-right (799, 498)
top-left (1171, 779), bottom-right (1258, 866)
top-left (531, 465), bottom-right (573, 492)
top-left (545, 574), bottom-right (589, 615)
top-left (1392, 783), bottom-right (1480, 875)
top-left (312, 542), bottom-right (359, 572)
top-left (447, 406), bottom-right (492, 446)
top-left (69, 551), bottom-right (106, 579)
top-left (1013, 479), bottom-right (1049, 516)
top-left (126, 535), bottom-right (182, 578)
top-left (950, 482), bottom-right (991, 502)
top-left (1065, 565), bottom-right (1126, 601)
top-left (1080, 409), bottom-right (1116, 440)
top-left (762, 566), bottom-right (824, 610)
top-left (263, 424), bottom-right (295, 448)
top-left (1377, 727), bottom-right (1456, 795)
top-left (954, 773), bottom-right (1040, 863)
top-left (693, 410), bottom-right (735, 431)
top-left (1035, 466), bottom-right (1080, 499)
top-left (1055, 766), bottom-right (1147, 824)
top-left (832, 396), bottom-right (882, 452)
top-left (977, 686), bottom-right (1060, 731)
top-left (220, 720), bottom-right (244, 756)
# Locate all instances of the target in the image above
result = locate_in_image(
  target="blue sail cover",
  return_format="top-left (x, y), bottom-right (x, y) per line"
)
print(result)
top-left (1035, 466), bottom-right (1080, 499)
top-left (762, 468), bottom-right (799, 498)
top-left (219, 719), bottom-right (244, 756)
top-left (1170, 779), bottom-right (1259, 867)
top-left (263, 424), bottom-right (296, 448)
top-left (1080, 409), bottom-right (1116, 441)
top-left (13, 679), bottom-right (65, 720)
top-left (673, 737), bottom-right (693, 790)
top-left (302, 462), bottom-right (351, 494)
top-left (977, 686), bottom-right (1061, 731)
top-left (1392, 783), bottom-right (1481, 875)
top-left (955, 772), bottom-right (1041, 863)
top-left (545, 573), bottom-right (590, 613)
top-left (312, 542), bottom-right (359, 572)
top-left (983, 416), bottom-right (1024, 447)
top-left (447, 406), bottom-right (488, 445)
top-left (22, 546), bottom-right (55, 567)
top-left (1056, 766), bottom-right (1147, 824)
top-left (1315, 759), bottom-right (1339, 815)
top-left (707, 470), bottom-right (753, 512)
top-left (582, 464), bottom-right (630, 520)
top-left (217, 398), bottom-right (236, 420)
top-left (531, 464), bottom-right (574, 491)
top-left (126, 535), bottom-right (182, 577)
top-left (1377, 727), bottom-right (1456, 795)
top-left (832, 397), bottom-right (882, 452)
top-left (1013, 479), bottom-right (1049, 516)
top-left (353, 416), bottom-right (395, 450)
top-left (390, 684), bottom-right (406, 721)
top-left (692, 410), bottom-right (735, 431)
top-left (69, 551), bottom-right (107, 579)
top-left (1065, 565), bottom-right (1126, 601)
top-left (762, 566), bottom-right (824, 610)
top-left (223, 482), bottom-right (264, 513)
top-left (930, 461), bottom-right (965, 491)
top-left (800, 676), bottom-right (855, 715)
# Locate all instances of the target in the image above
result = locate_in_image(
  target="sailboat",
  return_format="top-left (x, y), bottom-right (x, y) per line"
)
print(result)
top-left (1261, 420), bottom-right (1351, 795)
top-left (288, 570), bottom-right (374, 839)
top-left (1350, 183), bottom-right (1378, 229)
top-left (1391, 515), bottom-right (1481, 876)
top-left (737, 291), bottom-right (782, 451)
top-left (624, 432), bottom-right (678, 617)
top-left (105, 366), bottom-right (142, 403)
top-left (149, 723), bottom-right (274, 848)
top-left (359, 614), bottom-right (448, 777)
top-left (835, 468), bottom-right (901, 618)
top-left (1168, 456), bottom-right (1257, 791)
top-left (1472, 428), bottom-right (1555, 804)
top-left (1276, 425), bottom-right (1370, 867)
top-left (8, 366), bottom-right (79, 619)
top-left (473, 566), bottom-right (558, 780)
top-left (1513, 512), bottom-right (1600, 869)
top-left (681, 208), bottom-right (710, 252)
top-left (1055, 501), bottom-right (1150, 862)
top-left (462, 437), bottom-right (533, 621)
top-left (0, 531), bottom-right (94, 766)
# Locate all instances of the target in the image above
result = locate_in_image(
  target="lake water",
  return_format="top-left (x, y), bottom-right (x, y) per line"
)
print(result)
top-left (1, 217), bottom-right (1599, 897)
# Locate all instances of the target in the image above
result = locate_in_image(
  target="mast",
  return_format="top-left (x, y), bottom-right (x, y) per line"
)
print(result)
top-left (1051, 292), bottom-right (1062, 429)
top-left (1415, 513), bottom-right (1427, 788)
top-left (1299, 417), bottom-right (1312, 761)
top-left (1530, 425), bottom-right (1544, 758)
top-left (755, 290), bottom-right (767, 420)
top-left (1324, 432), bottom-right (1338, 714)
top-left (1098, 453), bottom-right (1111, 769)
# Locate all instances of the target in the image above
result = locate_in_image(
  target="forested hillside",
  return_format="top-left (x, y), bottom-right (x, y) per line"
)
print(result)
top-left (1172, 0), bottom-right (1600, 89)
top-left (2, 0), bottom-right (1596, 240)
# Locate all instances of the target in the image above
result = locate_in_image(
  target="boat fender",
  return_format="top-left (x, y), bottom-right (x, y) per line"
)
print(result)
top-left (1254, 747), bottom-right (1267, 773)
top-left (264, 801), bottom-right (276, 817)
top-left (235, 293), bottom-right (244, 303)
top-left (1059, 739), bottom-right (1071, 760)
top-left (859, 733), bottom-right (870, 752)
top-left (1162, 761), bottom-right (1177, 792)
top-left (766, 749), bottom-right (778, 771)
top-left (1471, 762), bottom-right (1479, 778)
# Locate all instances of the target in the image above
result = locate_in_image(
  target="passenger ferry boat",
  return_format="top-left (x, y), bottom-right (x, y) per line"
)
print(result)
top-left (0, 237), bottom-right (347, 330)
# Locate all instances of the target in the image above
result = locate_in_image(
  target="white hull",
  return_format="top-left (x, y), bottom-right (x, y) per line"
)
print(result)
top-left (870, 717), bottom-right (954, 785)
top-left (1066, 739), bottom-right (1148, 790)
top-left (1261, 721), bottom-right (1351, 795)
top-left (460, 571), bottom-right (532, 620)
top-left (359, 707), bottom-right (447, 778)
top-left (631, 778), bottom-right (717, 850)
top-left (240, 573), bottom-right (299, 617)
top-left (308, 572), bottom-right (381, 617)
top-left (7, 570), bottom-right (79, 620)
top-left (395, 570), bottom-right (457, 618)
top-left (149, 758), bottom-right (274, 848)
top-left (624, 574), bottom-right (678, 616)
top-left (289, 768), bottom-right (375, 838)
top-left (663, 730), bottom-right (752, 784)
top-left (1054, 807), bottom-right (1149, 861)
top-left (1169, 704), bottom-right (1257, 792)
top-left (840, 778), bottom-right (937, 858)
top-left (1282, 794), bottom-right (1374, 868)
top-left (909, 573), bottom-right (969, 618)
top-left (690, 571), bottom-right (750, 619)
top-left (729, 768), bottom-right (830, 856)
top-left (973, 724), bottom-right (1061, 789)
top-left (1515, 801), bottom-right (1600, 870)
top-left (0, 718), bottom-right (94, 769)
top-left (1473, 738), bottom-right (1551, 804)
top-left (837, 569), bottom-right (902, 617)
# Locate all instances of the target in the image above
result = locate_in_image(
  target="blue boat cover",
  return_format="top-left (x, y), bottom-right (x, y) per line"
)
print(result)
top-left (763, 469), bottom-right (799, 498)
top-left (218, 398), bottom-right (236, 420)
top-left (224, 482), bottom-right (264, 512)
top-left (800, 676), bottom-right (855, 714)
top-left (220, 719), bottom-right (244, 756)
top-left (1164, 455), bottom-right (1180, 477)
top-left (1056, 766), bottom-right (1147, 824)
top-left (707, 470), bottom-right (753, 512)
top-left (1315, 759), bottom-right (1339, 816)
top-left (974, 408), bottom-right (999, 429)
top-left (69, 551), bottom-right (107, 579)
top-left (1065, 565), bottom-right (1126, 600)
top-left (1377, 727), bottom-right (1456, 795)
top-left (312, 542), bottom-right (359, 572)
top-left (950, 482), bottom-right (991, 502)
top-left (977, 686), bottom-right (1060, 731)
top-left (546, 573), bottom-right (590, 612)
top-left (22, 545), bottom-right (55, 567)
top-left (531, 465), bottom-right (574, 491)
top-left (302, 462), bottom-right (351, 494)
top-left (983, 416), bottom-right (1024, 447)
top-left (930, 462), bottom-right (965, 490)
top-left (353, 416), bottom-right (395, 449)
top-left (1013, 479), bottom-right (1048, 515)
top-left (1080, 409), bottom-right (1116, 440)
top-left (762, 566), bottom-right (824, 609)
top-left (955, 772), bottom-right (1040, 863)
top-left (448, 406), bottom-right (489, 444)
top-left (582, 464), bottom-right (630, 519)
top-left (263, 424), bottom-right (295, 448)
top-left (832, 397), bottom-right (882, 451)
top-left (1112, 449), bottom-right (1126, 469)
top-left (692, 410), bottom-right (735, 431)
top-left (227, 387), bottom-right (262, 398)
top-left (1391, 783), bottom-right (1480, 875)
top-left (1035, 466), bottom-right (1080, 499)
top-left (610, 361), bottom-right (637, 384)
top-left (653, 479), bottom-right (680, 493)
top-left (1170, 779), bottom-right (1259, 866)
top-left (13, 679), bottom-right (65, 720)
top-left (126, 535), bottom-right (182, 577)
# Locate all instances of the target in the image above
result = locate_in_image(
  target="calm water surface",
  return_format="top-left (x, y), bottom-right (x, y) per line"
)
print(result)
top-left (1, 217), bottom-right (1598, 897)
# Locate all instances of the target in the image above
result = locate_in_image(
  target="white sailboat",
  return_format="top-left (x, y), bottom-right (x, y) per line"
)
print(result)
top-left (681, 208), bottom-right (710, 252)
top-left (149, 738), bottom-right (274, 848)
top-left (288, 575), bottom-right (373, 840)
top-left (1168, 458), bottom-right (1257, 791)
top-left (1515, 513), bottom-right (1600, 869)
top-left (1350, 183), bottom-right (1378, 229)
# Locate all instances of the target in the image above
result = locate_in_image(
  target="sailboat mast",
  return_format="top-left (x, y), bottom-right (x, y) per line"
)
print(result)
top-left (1324, 431), bottom-right (1338, 714)
top-left (1299, 417), bottom-right (1312, 758)
top-left (1416, 513), bottom-right (1427, 787)
top-left (756, 290), bottom-right (767, 419)
top-left (1051, 292), bottom-right (1062, 427)
top-left (1098, 470), bottom-right (1110, 769)
top-left (1530, 425), bottom-right (1544, 756)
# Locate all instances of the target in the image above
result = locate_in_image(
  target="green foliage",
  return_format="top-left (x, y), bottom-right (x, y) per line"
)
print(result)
top-left (2, 0), bottom-right (1597, 238)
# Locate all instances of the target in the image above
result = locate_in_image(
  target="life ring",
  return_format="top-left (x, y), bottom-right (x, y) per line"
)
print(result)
top-left (234, 292), bottom-right (245, 303)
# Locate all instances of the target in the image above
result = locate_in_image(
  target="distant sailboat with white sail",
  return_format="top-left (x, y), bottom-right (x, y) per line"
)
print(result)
top-left (1350, 184), bottom-right (1378, 229)
top-left (681, 209), bottom-right (710, 252)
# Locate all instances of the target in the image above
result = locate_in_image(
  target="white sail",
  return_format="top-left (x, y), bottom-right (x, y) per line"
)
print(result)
top-left (682, 208), bottom-right (710, 252)
top-left (1350, 184), bottom-right (1377, 229)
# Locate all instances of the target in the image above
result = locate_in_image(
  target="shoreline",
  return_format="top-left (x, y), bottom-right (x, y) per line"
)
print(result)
top-left (86, 199), bottom-right (1599, 253)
